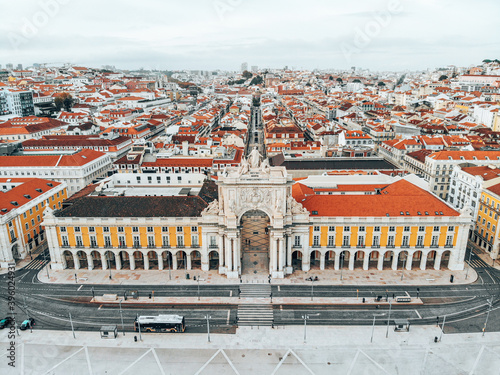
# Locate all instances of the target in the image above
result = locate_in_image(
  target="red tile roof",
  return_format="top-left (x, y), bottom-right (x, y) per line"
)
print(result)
top-left (0, 149), bottom-right (106, 167)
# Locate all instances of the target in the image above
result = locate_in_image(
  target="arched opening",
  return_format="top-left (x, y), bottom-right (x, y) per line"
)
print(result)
top-left (76, 251), bottom-right (88, 269)
top-left (90, 251), bottom-right (102, 269)
top-left (11, 244), bottom-right (20, 259)
top-left (310, 250), bottom-right (321, 270)
top-left (119, 251), bottom-right (130, 269)
top-left (63, 250), bottom-right (74, 269)
top-left (339, 250), bottom-right (349, 269)
top-left (397, 251), bottom-right (409, 270)
top-left (368, 251), bottom-right (379, 269)
top-left (148, 251), bottom-right (158, 270)
top-left (191, 250), bottom-right (202, 270)
top-left (208, 251), bottom-right (219, 270)
top-left (176, 250), bottom-right (187, 269)
top-left (291, 250), bottom-right (302, 271)
top-left (426, 251), bottom-right (436, 269)
top-left (240, 209), bottom-right (270, 275)
top-left (440, 251), bottom-right (451, 269)
top-left (382, 251), bottom-right (394, 269)
top-left (412, 251), bottom-right (422, 270)
top-left (162, 251), bottom-right (173, 271)
top-left (354, 251), bottom-right (365, 269)
top-left (133, 251), bottom-right (144, 269)
top-left (325, 251), bottom-right (335, 269)
top-left (104, 251), bottom-right (116, 269)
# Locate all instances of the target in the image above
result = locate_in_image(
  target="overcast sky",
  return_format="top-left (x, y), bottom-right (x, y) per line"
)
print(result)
top-left (1, 0), bottom-right (499, 72)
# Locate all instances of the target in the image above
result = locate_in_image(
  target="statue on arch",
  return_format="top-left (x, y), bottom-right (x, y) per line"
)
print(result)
top-left (238, 156), bottom-right (250, 175)
top-left (248, 147), bottom-right (262, 169)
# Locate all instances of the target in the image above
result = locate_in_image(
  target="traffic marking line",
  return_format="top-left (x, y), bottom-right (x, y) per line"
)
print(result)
top-left (415, 309), bottom-right (422, 319)
top-left (77, 285), bottom-right (83, 291)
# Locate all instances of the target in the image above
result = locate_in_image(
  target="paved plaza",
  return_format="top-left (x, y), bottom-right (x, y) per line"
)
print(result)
top-left (2, 325), bottom-right (500, 374)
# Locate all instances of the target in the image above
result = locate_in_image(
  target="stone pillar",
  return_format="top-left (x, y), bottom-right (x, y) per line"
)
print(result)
top-left (116, 253), bottom-right (122, 270)
top-left (419, 253), bottom-right (426, 270)
top-left (377, 256), bottom-right (384, 271)
top-left (74, 253), bottom-right (80, 270)
top-left (201, 233), bottom-right (209, 271)
top-left (348, 253), bottom-right (354, 270)
top-left (88, 252), bottom-right (93, 270)
top-left (172, 253), bottom-right (178, 270)
top-left (406, 253), bottom-right (413, 270)
top-left (279, 238), bottom-right (285, 272)
top-left (434, 252), bottom-right (443, 270)
top-left (144, 252), bottom-right (150, 270)
top-left (391, 252), bottom-right (398, 270)
top-left (130, 253), bottom-right (135, 270)
top-left (334, 253), bottom-right (340, 271)
top-left (101, 253), bottom-right (108, 270)
top-left (219, 234), bottom-right (225, 269)
top-left (186, 252), bottom-right (192, 270)
top-left (363, 255), bottom-right (369, 270)
top-left (273, 238), bottom-right (278, 272)
top-left (158, 253), bottom-right (164, 270)
top-left (225, 236), bottom-right (232, 272)
top-left (233, 238), bottom-right (239, 274)
top-left (302, 234), bottom-right (310, 272)
top-left (320, 253), bottom-right (325, 270)
top-left (287, 235), bottom-right (292, 267)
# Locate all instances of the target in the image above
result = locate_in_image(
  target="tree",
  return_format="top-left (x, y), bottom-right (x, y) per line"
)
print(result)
top-left (250, 75), bottom-right (263, 85)
top-left (353, 79), bottom-right (361, 83)
top-left (54, 93), bottom-right (74, 112)
top-left (242, 70), bottom-right (253, 79)
top-left (336, 77), bottom-right (343, 84)
top-left (438, 75), bottom-right (448, 81)
top-left (377, 81), bottom-right (386, 87)
top-left (329, 76), bottom-right (333, 80)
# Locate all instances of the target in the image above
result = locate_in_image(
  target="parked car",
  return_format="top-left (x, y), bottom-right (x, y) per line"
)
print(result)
top-left (20, 318), bottom-right (35, 330)
top-left (0, 317), bottom-right (13, 329)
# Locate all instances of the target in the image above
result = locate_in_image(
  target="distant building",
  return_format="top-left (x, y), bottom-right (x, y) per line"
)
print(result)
top-left (241, 62), bottom-right (248, 72)
top-left (1, 88), bottom-right (35, 117)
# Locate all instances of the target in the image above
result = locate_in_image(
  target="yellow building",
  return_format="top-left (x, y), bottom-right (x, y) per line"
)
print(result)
top-left (0, 178), bottom-right (67, 267)
top-left (474, 184), bottom-right (500, 262)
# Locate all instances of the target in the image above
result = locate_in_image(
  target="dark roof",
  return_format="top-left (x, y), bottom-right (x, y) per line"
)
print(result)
top-left (55, 196), bottom-right (208, 218)
top-left (270, 155), bottom-right (398, 170)
top-left (198, 179), bottom-right (218, 204)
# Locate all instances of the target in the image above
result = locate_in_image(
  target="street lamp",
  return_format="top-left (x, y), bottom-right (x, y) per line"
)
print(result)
top-left (197, 278), bottom-right (205, 301)
top-left (465, 247), bottom-right (473, 279)
top-left (42, 249), bottom-right (49, 279)
top-left (371, 313), bottom-right (386, 343)
top-left (107, 253), bottom-right (112, 280)
top-left (167, 254), bottom-right (172, 280)
top-left (401, 253), bottom-right (407, 281)
top-left (119, 299), bottom-right (125, 336)
top-left (205, 315), bottom-right (211, 342)
top-left (310, 278), bottom-right (316, 301)
top-left (482, 298), bottom-right (493, 337)
top-left (340, 253), bottom-right (345, 281)
top-left (385, 299), bottom-right (392, 338)
top-left (302, 313), bottom-right (320, 343)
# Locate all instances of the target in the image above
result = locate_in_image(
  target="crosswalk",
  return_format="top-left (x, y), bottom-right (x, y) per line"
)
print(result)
top-left (237, 284), bottom-right (274, 326)
top-left (24, 259), bottom-right (49, 270)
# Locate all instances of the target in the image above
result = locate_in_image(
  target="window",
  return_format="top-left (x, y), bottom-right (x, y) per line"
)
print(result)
top-left (404, 226), bottom-right (410, 232)
top-left (75, 236), bottom-right (83, 247)
top-left (359, 226), bottom-right (365, 232)
top-left (372, 235), bottom-right (380, 247)
top-left (132, 236), bottom-right (140, 247)
top-left (344, 226), bottom-right (350, 232)
top-left (60, 227), bottom-right (67, 232)
top-left (433, 226), bottom-right (440, 232)
top-left (357, 235), bottom-right (365, 246)
top-left (103, 227), bottom-right (110, 232)
top-left (445, 235), bottom-right (453, 247)
top-left (418, 226), bottom-right (425, 232)
top-left (31, 219), bottom-right (35, 226)
top-left (294, 236), bottom-right (301, 247)
top-left (389, 226), bottom-right (395, 232)
top-left (89, 227), bottom-right (95, 232)
top-left (374, 226), bottom-right (380, 232)
top-left (342, 235), bottom-right (350, 247)
top-left (62, 236), bottom-right (69, 247)
top-left (387, 235), bottom-right (395, 247)
top-left (25, 223), bottom-right (29, 230)
top-left (191, 227), bottom-right (198, 232)
top-left (132, 227), bottom-right (139, 232)
top-left (90, 236), bottom-right (97, 247)
top-left (148, 236), bottom-right (155, 247)
top-left (74, 227), bottom-right (81, 232)
top-left (328, 235), bottom-right (335, 247)
top-left (210, 236), bottom-right (216, 247)
top-left (417, 235), bottom-right (424, 247)
top-left (118, 227), bottom-right (124, 232)
top-left (192, 235), bottom-right (199, 246)
top-left (177, 227), bottom-right (183, 232)
top-left (402, 236), bottom-right (409, 247)
top-left (162, 236), bottom-right (169, 247)
top-left (448, 226), bottom-right (454, 232)
top-left (313, 226), bottom-right (320, 232)
top-left (313, 235), bottom-right (320, 247)
top-left (487, 222), bottom-right (491, 229)
top-left (147, 226), bottom-right (154, 233)
top-left (177, 235), bottom-right (184, 247)
top-left (119, 236), bottom-right (126, 248)
top-left (431, 235), bottom-right (438, 247)
top-left (328, 226), bottom-right (335, 232)
top-left (104, 236), bottom-right (111, 247)
top-left (162, 227), bottom-right (169, 232)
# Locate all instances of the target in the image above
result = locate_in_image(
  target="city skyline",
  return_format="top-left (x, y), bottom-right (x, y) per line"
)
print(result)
top-left (2, 0), bottom-right (499, 71)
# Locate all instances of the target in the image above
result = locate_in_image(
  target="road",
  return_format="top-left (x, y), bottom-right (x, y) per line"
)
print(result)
top-left (1, 246), bottom-right (499, 336)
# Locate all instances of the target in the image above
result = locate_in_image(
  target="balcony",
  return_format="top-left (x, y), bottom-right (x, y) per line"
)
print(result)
top-left (177, 245), bottom-right (185, 249)
top-left (147, 245), bottom-right (156, 249)
top-left (372, 245), bottom-right (380, 248)
top-left (327, 244), bottom-right (336, 248)
top-left (191, 244), bottom-right (200, 248)
top-left (209, 244), bottom-right (218, 249)
top-left (415, 245), bottom-right (424, 249)
top-left (90, 244), bottom-right (98, 249)
top-left (386, 245), bottom-right (395, 249)
top-left (341, 245), bottom-right (350, 248)
top-left (292, 245), bottom-right (302, 249)
top-left (401, 244), bottom-right (409, 248)
top-left (162, 244), bottom-right (170, 249)
top-left (62, 245), bottom-right (70, 248)
top-left (356, 245), bottom-right (365, 249)
top-left (312, 244), bottom-right (321, 248)
top-left (444, 245), bottom-right (453, 248)
top-left (430, 244), bottom-right (439, 248)
top-left (10, 237), bottom-right (17, 244)
top-left (119, 244), bottom-right (127, 249)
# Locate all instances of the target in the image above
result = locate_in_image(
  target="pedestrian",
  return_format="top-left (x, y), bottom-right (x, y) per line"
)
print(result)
top-left (392, 293), bottom-right (395, 299)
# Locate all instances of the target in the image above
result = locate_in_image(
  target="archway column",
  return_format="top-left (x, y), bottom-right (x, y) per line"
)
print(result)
top-left (434, 252), bottom-right (443, 270)
top-left (201, 234), bottom-right (209, 271)
top-left (348, 252), bottom-right (354, 270)
top-left (101, 252), bottom-right (108, 270)
top-left (144, 252), bottom-right (150, 270)
top-left (88, 252), bottom-right (93, 270)
top-left (419, 253), bottom-right (426, 270)
top-left (74, 252), bottom-right (80, 270)
top-left (278, 238), bottom-right (284, 272)
top-left (116, 253), bottom-right (122, 270)
top-left (363, 255), bottom-right (369, 270)
top-left (391, 252), bottom-right (398, 270)
top-left (302, 234), bottom-right (310, 272)
top-left (158, 253), bottom-right (164, 270)
top-left (172, 253), bottom-right (177, 270)
top-left (377, 255), bottom-right (383, 270)
top-left (286, 235), bottom-right (292, 268)
top-left (130, 254), bottom-right (135, 270)
top-left (320, 252), bottom-right (325, 270)
top-left (406, 253), bottom-right (413, 270)
top-left (334, 253), bottom-right (340, 270)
